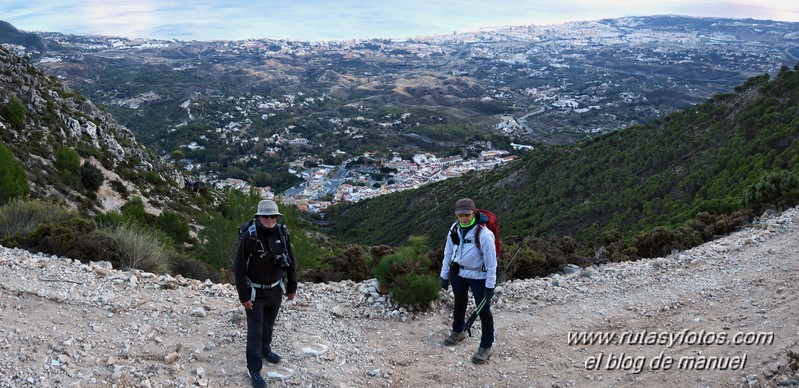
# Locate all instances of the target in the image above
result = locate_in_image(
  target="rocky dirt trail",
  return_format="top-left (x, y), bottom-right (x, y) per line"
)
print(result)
top-left (1, 209), bottom-right (798, 387)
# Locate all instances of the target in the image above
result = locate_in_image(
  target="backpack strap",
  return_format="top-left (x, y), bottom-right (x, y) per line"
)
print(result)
top-left (474, 223), bottom-right (483, 250)
top-left (449, 222), bottom-right (460, 246)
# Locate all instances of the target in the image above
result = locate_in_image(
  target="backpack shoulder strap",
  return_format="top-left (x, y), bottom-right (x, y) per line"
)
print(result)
top-left (449, 221), bottom-right (460, 245)
top-left (474, 223), bottom-right (483, 249)
top-left (242, 220), bottom-right (258, 265)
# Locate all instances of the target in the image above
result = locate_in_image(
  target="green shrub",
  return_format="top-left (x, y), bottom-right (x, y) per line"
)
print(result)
top-left (374, 235), bottom-right (439, 307)
top-left (107, 223), bottom-right (168, 273)
top-left (9, 216), bottom-right (121, 265)
top-left (509, 247), bottom-right (551, 279)
top-left (109, 180), bottom-right (129, 198)
top-left (79, 163), bottom-right (104, 193)
top-left (0, 199), bottom-right (76, 241)
top-left (632, 226), bottom-right (703, 258)
top-left (170, 149), bottom-right (186, 160)
top-left (305, 245), bottom-right (373, 282)
top-left (54, 146), bottom-right (81, 175)
top-left (0, 143), bottom-right (28, 204)
top-left (120, 197), bottom-right (149, 227)
top-left (168, 251), bottom-right (220, 282)
top-left (57, 228), bottom-right (121, 265)
top-left (145, 171), bottom-right (162, 185)
top-left (94, 211), bottom-right (126, 229)
top-left (390, 272), bottom-right (440, 306)
top-left (743, 170), bottom-right (799, 212)
top-left (3, 96), bottom-right (26, 128)
top-left (156, 211), bottom-right (190, 244)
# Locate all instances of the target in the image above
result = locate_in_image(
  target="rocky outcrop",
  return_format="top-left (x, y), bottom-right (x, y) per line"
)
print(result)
top-left (0, 45), bottom-right (188, 211)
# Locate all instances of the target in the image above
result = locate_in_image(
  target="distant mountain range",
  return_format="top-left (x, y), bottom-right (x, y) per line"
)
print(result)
top-left (2, 16), bottom-right (798, 191)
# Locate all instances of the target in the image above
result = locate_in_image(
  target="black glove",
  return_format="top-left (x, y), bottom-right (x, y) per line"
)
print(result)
top-left (440, 277), bottom-right (449, 291)
top-left (483, 287), bottom-right (494, 302)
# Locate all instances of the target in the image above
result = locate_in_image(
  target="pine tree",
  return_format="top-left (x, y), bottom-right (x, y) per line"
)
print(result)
top-left (2, 97), bottom-right (26, 129)
top-left (0, 143), bottom-right (29, 204)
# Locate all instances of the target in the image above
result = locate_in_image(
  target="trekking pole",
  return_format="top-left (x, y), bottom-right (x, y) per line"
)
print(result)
top-left (464, 246), bottom-right (522, 337)
top-left (498, 246), bottom-right (523, 284)
top-left (464, 297), bottom-right (488, 337)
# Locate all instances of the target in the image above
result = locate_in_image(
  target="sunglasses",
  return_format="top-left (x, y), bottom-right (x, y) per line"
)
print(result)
top-left (260, 215), bottom-right (279, 219)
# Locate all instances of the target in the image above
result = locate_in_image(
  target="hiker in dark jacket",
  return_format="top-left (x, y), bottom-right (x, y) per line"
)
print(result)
top-left (439, 198), bottom-right (497, 364)
top-left (233, 199), bottom-right (298, 388)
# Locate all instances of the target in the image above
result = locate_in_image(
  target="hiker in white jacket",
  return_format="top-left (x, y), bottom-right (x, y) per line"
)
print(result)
top-left (439, 198), bottom-right (497, 364)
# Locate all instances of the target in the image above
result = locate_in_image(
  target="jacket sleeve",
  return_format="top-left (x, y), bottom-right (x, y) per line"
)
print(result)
top-left (284, 226), bottom-right (298, 295)
top-left (233, 233), bottom-right (251, 303)
top-left (440, 222), bottom-right (457, 279)
top-left (479, 228), bottom-right (498, 288)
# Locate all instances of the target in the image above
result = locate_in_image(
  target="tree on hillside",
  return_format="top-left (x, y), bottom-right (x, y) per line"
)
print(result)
top-left (197, 190), bottom-right (262, 268)
top-left (156, 211), bottom-right (190, 244)
top-left (79, 163), bottom-right (104, 193)
top-left (743, 170), bottom-right (799, 212)
top-left (0, 143), bottom-right (29, 204)
top-left (54, 146), bottom-right (81, 176)
top-left (2, 96), bottom-right (26, 129)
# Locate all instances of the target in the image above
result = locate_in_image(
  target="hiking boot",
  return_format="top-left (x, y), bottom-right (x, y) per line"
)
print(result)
top-left (471, 347), bottom-right (493, 364)
top-left (444, 330), bottom-right (466, 346)
top-left (264, 351), bottom-right (281, 364)
top-left (247, 369), bottom-right (266, 388)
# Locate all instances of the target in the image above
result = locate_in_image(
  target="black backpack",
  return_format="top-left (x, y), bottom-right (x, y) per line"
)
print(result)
top-left (238, 219), bottom-right (291, 264)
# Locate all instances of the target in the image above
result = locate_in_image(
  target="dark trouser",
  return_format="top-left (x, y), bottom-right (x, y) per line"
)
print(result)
top-left (451, 273), bottom-right (494, 349)
top-left (246, 287), bottom-right (282, 372)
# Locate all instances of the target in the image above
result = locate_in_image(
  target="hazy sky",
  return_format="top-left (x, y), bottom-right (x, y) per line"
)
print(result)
top-left (2, 0), bottom-right (798, 41)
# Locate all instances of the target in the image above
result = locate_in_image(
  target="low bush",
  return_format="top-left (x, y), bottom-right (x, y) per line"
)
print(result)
top-left (79, 163), bottom-right (104, 193)
top-left (312, 245), bottom-right (374, 282)
top-left (743, 170), bottom-right (799, 212)
top-left (374, 236), bottom-right (439, 307)
top-left (2, 96), bottom-right (26, 128)
top-left (390, 272), bottom-right (440, 306)
top-left (156, 211), bottom-right (190, 244)
top-left (54, 146), bottom-right (80, 175)
top-left (632, 225), bottom-right (703, 258)
top-left (107, 223), bottom-right (168, 273)
top-left (0, 199), bottom-right (76, 241)
top-left (9, 217), bottom-right (122, 264)
top-left (168, 251), bottom-right (221, 282)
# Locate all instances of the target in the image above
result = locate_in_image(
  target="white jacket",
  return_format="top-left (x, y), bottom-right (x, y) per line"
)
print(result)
top-left (440, 221), bottom-right (498, 288)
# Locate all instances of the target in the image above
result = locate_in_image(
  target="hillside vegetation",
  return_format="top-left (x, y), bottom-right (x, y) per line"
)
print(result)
top-left (331, 64), bottom-right (799, 259)
top-left (0, 46), bottom-right (338, 282)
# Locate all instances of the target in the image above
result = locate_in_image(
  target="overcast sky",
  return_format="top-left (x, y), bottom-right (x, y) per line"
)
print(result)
top-left (1, 0), bottom-right (798, 41)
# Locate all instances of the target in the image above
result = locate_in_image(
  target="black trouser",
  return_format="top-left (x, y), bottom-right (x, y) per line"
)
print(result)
top-left (451, 273), bottom-right (494, 349)
top-left (246, 287), bottom-right (282, 372)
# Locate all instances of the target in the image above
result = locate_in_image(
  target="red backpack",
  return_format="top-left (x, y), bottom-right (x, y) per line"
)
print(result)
top-left (450, 209), bottom-right (501, 259)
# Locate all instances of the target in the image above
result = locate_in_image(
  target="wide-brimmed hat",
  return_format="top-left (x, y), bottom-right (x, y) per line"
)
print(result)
top-left (454, 198), bottom-right (475, 215)
top-left (254, 200), bottom-right (282, 217)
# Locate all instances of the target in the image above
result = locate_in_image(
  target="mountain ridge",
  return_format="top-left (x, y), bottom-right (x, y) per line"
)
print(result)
top-left (0, 45), bottom-right (192, 214)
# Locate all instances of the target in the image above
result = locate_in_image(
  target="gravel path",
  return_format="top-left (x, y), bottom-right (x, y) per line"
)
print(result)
top-left (1, 209), bottom-right (798, 387)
